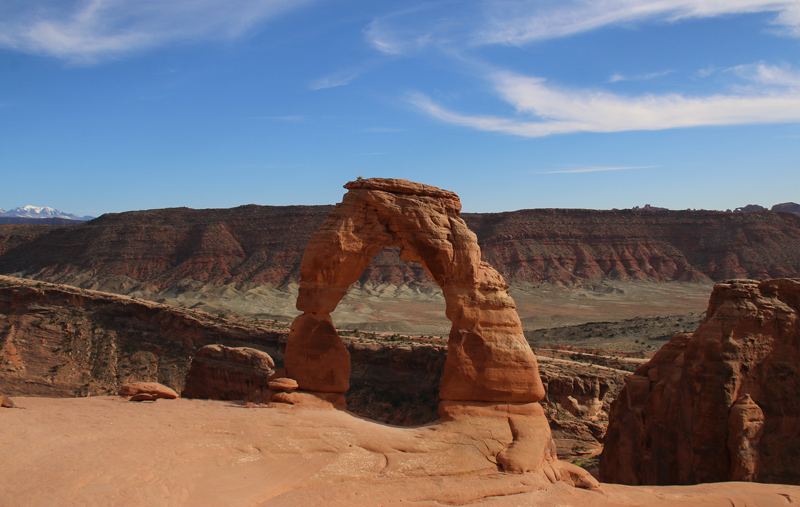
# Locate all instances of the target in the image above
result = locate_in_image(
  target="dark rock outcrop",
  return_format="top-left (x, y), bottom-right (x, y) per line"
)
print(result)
top-left (600, 278), bottom-right (800, 486)
top-left (772, 202), bottom-right (800, 216)
top-left (734, 204), bottom-right (768, 212)
top-left (0, 275), bottom-right (283, 397)
top-left (181, 344), bottom-right (275, 400)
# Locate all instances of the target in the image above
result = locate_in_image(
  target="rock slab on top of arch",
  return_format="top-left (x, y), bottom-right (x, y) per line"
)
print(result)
top-left (284, 178), bottom-right (545, 403)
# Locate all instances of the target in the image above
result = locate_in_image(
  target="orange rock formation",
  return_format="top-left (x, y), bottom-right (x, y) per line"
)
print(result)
top-left (285, 178), bottom-right (544, 402)
top-left (601, 278), bottom-right (800, 485)
top-left (284, 178), bottom-right (557, 475)
top-left (118, 382), bottom-right (179, 400)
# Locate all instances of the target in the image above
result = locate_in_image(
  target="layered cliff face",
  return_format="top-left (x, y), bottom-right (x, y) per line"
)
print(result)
top-left (0, 275), bottom-right (284, 397)
top-left (1, 206), bottom-right (799, 293)
top-left (468, 208), bottom-right (800, 284)
top-left (600, 278), bottom-right (800, 486)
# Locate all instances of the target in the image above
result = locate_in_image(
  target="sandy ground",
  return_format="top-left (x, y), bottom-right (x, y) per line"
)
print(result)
top-left (2, 396), bottom-right (798, 507)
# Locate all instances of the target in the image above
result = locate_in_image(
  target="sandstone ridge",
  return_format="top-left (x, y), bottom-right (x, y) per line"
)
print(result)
top-left (1, 202), bottom-right (799, 296)
top-left (601, 278), bottom-right (800, 485)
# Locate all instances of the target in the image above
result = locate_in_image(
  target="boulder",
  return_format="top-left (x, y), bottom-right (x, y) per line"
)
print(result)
top-left (1, 393), bottom-right (17, 408)
top-left (601, 278), bottom-right (800, 485)
top-left (118, 382), bottom-right (178, 400)
top-left (181, 344), bottom-right (275, 400)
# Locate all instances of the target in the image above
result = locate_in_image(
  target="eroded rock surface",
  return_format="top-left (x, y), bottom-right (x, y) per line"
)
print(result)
top-left (0, 275), bottom-right (284, 398)
top-left (7, 397), bottom-right (800, 506)
top-left (285, 178), bottom-right (545, 404)
top-left (181, 344), bottom-right (275, 400)
top-left (601, 278), bottom-right (800, 485)
top-left (119, 382), bottom-right (179, 399)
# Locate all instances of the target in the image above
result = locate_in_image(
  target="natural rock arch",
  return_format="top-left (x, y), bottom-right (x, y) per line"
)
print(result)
top-left (284, 178), bottom-right (545, 404)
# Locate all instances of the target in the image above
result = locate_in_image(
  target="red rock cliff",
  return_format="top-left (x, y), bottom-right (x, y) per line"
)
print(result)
top-left (1, 206), bottom-right (799, 291)
top-left (600, 278), bottom-right (800, 485)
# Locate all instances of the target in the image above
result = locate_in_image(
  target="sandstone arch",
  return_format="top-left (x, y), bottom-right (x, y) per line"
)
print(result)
top-left (284, 178), bottom-right (545, 404)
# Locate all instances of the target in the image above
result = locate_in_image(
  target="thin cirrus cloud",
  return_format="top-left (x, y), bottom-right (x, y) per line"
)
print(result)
top-left (308, 69), bottom-right (361, 91)
top-left (608, 70), bottom-right (674, 83)
top-left (411, 69), bottom-right (800, 138)
top-left (477, 0), bottom-right (800, 46)
top-left (0, 0), bottom-right (313, 64)
top-left (366, 1), bottom-right (800, 56)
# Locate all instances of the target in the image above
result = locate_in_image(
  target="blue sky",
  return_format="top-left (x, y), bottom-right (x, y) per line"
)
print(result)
top-left (1, 0), bottom-right (799, 216)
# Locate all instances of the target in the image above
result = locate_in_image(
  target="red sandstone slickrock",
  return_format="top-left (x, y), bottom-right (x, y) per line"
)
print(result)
top-left (601, 278), bottom-right (800, 485)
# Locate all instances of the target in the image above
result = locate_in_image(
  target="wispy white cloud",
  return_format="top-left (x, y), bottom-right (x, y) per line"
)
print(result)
top-left (366, 1), bottom-right (800, 57)
top-left (608, 70), bottom-right (674, 83)
top-left (308, 69), bottom-right (361, 91)
top-left (540, 165), bottom-right (656, 174)
top-left (0, 0), bottom-right (313, 64)
top-left (477, 0), bottom-right (800, 46)
top-left (730, 62), bottom-right (800, 87)
top-left (359, 0), bottom-right (800, 88)
top-left (364, 4), bottom-right (451, 55)
top-left (411, 71), bottom-right (800, 137)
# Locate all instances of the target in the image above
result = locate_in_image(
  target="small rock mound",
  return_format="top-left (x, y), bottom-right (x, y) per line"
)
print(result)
top-left (182, 344), bottom-right (275, 400)
top-left (118, 382), bottom-right (178, 400)
top-left (1, 393), bottom-right (17, 408)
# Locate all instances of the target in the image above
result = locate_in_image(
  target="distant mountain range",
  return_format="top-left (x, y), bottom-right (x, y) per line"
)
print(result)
top-left (729, 202), bottom-right (800, 214)
top-left (0, 205), bottom-right (94, 222)
top-left (1, 203), bottom-right (799, 293)
top-left (627, 202), bottom-right (800, 215)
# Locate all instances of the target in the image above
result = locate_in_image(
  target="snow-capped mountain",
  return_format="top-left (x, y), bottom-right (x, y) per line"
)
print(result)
top-left (0, 205), bottom-right (93, 221)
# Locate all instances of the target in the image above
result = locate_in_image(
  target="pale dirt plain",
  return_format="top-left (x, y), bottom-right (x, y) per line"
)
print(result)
top-left (155, 279), bottom-right (714, 336)
top-left (3, 396), bottom-right (799, 507)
